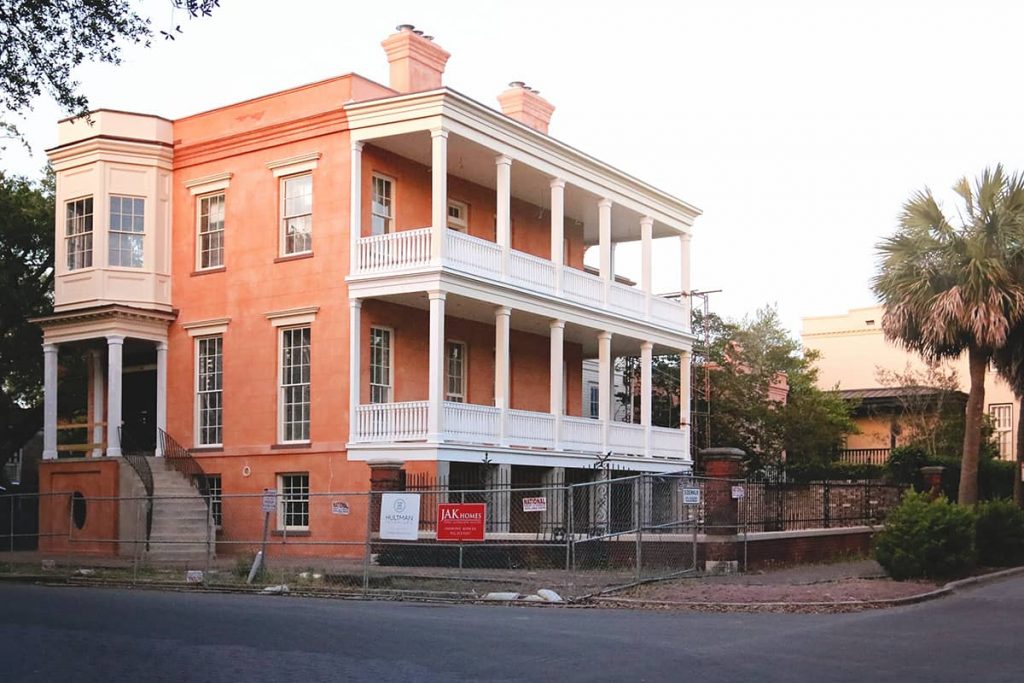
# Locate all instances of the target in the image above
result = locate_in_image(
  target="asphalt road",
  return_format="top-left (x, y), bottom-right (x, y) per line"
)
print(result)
top-left (1, 576), bottom-right (1021, 682)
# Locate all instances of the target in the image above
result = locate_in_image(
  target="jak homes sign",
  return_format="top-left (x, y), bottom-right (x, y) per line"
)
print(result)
top-left (436, 503), bottom-right (487, 542)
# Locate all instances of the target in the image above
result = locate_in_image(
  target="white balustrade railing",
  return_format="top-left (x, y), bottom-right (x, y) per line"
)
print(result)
top-left (608, 281), bottom-right (647, 315)
top-left (445, 230), bottom-right (502, 278)
top-left (608, 421), bottom-right (646, 454)
top-left (505, 409), bottom-right (555, 448)
top-left (562, 267), bottom-right (604, 307)
top-left (650, 296), bottom-right (686, 328)
top-left (356, 228), bottom-right (432, 274)
top-left (354, 401), bottom-right (428, 442)
top-left (560, 416), bottom-right (603, 453)
top-left (508, 249), bottom-right (556, 293)
top-left (444, 401), bottom-right (501, 443)
top-left (650, 425), bottom-right (689, 459)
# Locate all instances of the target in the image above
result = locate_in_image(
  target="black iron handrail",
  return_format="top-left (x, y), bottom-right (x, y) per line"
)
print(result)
top-left (119, 427), bottom-right (154, 549)
top-left (158, 428), bottom-right (211, 506)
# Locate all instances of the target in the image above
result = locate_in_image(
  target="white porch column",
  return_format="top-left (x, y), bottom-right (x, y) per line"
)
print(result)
top-left (495, 306), bottom-right (511, 446)
top-left (155, 341), bottom-right (167, 457)
top-left (680, 349), bottom-right (692, 430)
top-left (42, 343), bottom-right (58, 460)
top-left (486, 463), bottom-right (512, 533)
top-left (641, 216), bottom-right (654, 318)
top-left (550, 178), bottom-right (565, 293)
top-left (598, 331), bottom-right (612, 452)
top-left (680, 232), bottom-right (692, 328)
top-left (496, 155), bottom-right (512, 275)
top-left (90, 349), bottom-right (104, 458)
top-left (349, 299), bottom-right (362, 444)
top-left (427, 290), bottom-right (446, 442)
top-left (349, 140), bottom-right (364, 275)
top-left (106, 335), bottom-right (124, 457)
top-left (430, 128), bottom-right (448, 262)
top-left (598, 198), bottom-right (613, 303)
top-left (641, 341), bottom-right (653, 457)
top-left (543, 466), bottom-right (566, 530)
top-left (549, 320), bottom-right (565, 449)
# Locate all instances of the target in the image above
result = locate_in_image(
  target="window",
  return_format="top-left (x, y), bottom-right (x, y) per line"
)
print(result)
top-left (447, 200), bottom-right (468, 232)
top-left (277, 473), bottom-right (309, 531)
top-left (206, 474), bottom-right (222, 527)
top-left (588, 383), bottom-right (600, 419)
top-left (109, 195), bottom-right (145, 267)
top-left (198, 193), bottom-right (225, 269)
top-left (65, 197), bottom-right (94, 270)
top-left (446, 341), bottom-right (466, 402)
top-left (991, 403), bottom-right (1013, 459)
top-left (281, 174), bottom-right (312, 255)
top-left (280, 327), bottom-right (311, 442)
top-left (369, 327), bottom-right (393, 403)
top-left (371, 175), bottom-right (394, 235)
top-left (196, 336), bottom-right (223, 447)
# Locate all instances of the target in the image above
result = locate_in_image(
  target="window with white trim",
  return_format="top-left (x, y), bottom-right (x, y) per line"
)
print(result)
top-left (371, 175), bottom-right (394, 235)
top-left (446, 341), bottom-right (467, 402)
top-left (195, 336), bottom-right (223, 447)
top-left (206, 474), bottom-right (222, 527)
top-left (587, 382), bottom-right (600, 419)
top-left (990, 403), bottom-right (1013, 459)
top-left (277, 473), bottom-right (309, 531)
top-left (65, 197), bottom-right (94, 270)
top-left (281, 174), bottom-right (312, 255)
top-left (280, 327), bottom-right (311, 442)
top-left (369, 327), bottom-right (392, 404)
top-left (197, 193), bottom-right (225, 269)
top-left (108, 195), bottom-right (145, 267)
top-left (447, 200), bottom-right (468, 232)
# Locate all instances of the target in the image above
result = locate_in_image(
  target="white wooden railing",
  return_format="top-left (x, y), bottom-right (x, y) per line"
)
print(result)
top-left (354, 401), bottom-right (428, 442)
top-left (351, 401), bottom-right (689, 462)
top-left (352, 228), bottom-right (687, 330)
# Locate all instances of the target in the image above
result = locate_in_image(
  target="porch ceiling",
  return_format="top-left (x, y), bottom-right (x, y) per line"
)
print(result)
top-left (365, 132), bottom-right (679, 245)
top-left (371, 290), bottom-right (683, 357)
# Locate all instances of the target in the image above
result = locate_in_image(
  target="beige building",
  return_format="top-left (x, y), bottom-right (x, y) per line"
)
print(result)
top-left (802, 306), bottom-right (1018, 461)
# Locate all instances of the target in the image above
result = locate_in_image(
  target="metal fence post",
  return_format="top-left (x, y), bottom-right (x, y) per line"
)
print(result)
top-left (363, 491), bottom-right (373, 596)
top-left (823, 481), bottom-right (831, 529)
top-left (634, 475), bottom-right (642, 582)
top-left (8, 495), bottom-right (14, 554)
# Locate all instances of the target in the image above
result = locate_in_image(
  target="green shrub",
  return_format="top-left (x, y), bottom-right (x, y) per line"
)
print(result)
top-left (874, 490), bottom-right (976, 580)
top-left (886, 445), bottom-right (929, 485)
top-left (975, 499), bottom-right (1024, 567)
top-left (927, 458), bottom-right (1016, 502)
top-left (784, 462), bottom-right (885, 482)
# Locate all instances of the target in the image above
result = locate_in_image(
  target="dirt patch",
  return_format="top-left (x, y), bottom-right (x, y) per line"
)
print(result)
top-left (620, 577), bottom-right (939, 604)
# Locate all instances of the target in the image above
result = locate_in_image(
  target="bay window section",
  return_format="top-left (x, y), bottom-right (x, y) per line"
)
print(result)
top-left (109, 195), bottom-right (145, 267)
top-left (65, 197), bottom-right (94, 270)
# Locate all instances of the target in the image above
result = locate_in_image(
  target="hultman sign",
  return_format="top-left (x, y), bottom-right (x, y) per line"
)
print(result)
top-left (436, 503), bottom-right (487, 542)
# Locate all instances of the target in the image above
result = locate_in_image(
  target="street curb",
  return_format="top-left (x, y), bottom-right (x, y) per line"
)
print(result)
top-left (589, 565), bottom-right (1024, 612)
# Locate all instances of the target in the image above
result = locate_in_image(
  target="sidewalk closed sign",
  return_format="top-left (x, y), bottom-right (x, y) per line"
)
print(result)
top-left (437, 503), bottom-right (486, 542)
top-left (380, 493), bottom-right (421, 541)
top-left (261, 488), bottom-right (277, 513)
top-left (682, 488), bottom-right (701, 505)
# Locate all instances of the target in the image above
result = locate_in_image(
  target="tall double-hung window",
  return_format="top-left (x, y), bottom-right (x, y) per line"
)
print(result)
top-left (195, 336), bottom-right (223, 447)
top-left (65, 197), bottom-right (94, 270)
top-left (109, 195), bottom-right (145, 267)
top-left (446, 342), bottom-right (466, 402)
top-left (371, 175), bottom-right (394, 235)
top-left (280, 327), bottom-right (311, 442)
top-left (197, 193), bottom-right (226, 269)
top-left (281, 174), bottom-right (312, 255)
top-left (369, 327), bottom-right (393, 403)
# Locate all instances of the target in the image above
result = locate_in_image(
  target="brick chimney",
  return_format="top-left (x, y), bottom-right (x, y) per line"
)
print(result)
top-left (497, 82), bottom-right (555, 134)
top-left (381, 24), bottom-right (451, 93)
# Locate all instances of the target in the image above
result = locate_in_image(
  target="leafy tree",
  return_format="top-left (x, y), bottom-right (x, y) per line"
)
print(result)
top-left (873, 165), bottom-right (1024, 505)
top-left (0, 170), bottom-right (53, 479)
top-left (0, 0), bottom-right (219, 147)
top-left (874, 361), bottom-right (969, 459)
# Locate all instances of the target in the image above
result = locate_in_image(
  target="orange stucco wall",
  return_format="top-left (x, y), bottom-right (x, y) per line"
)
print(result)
top-left (38, 459), bottom-right (120, 555)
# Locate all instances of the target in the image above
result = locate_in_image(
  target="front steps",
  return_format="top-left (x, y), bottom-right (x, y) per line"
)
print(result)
top-left (144, 459), bottom-right (215, 564)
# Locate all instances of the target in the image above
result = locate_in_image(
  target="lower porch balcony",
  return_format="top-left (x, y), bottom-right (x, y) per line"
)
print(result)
top-left (351, 400), bottom-right (690, 464)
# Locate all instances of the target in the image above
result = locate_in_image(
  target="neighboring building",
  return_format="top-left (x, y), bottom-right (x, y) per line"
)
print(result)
top-left (581, 359), bottom-right (629, 421)
top-left (802, 306), bottom-right (1018, 462)
top-left (35, 27), bottom-right (699, 550)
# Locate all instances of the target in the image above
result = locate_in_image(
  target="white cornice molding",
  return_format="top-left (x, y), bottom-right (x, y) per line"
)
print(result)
top-left (185, 171), bottom-right (233, 196)
top-left (182, 317), bottom-right (231, 337)
top-left (265, 306), bottom-right (319, 327)
top-left (265, 152), bottom-right (322, 178)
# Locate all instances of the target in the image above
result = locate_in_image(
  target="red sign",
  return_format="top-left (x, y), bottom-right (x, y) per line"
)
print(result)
top-left (436, 503), bottom-right (486, 542)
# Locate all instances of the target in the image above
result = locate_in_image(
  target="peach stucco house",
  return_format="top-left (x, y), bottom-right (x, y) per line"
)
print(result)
top-left (35, 27), bottom-right (698, 550)
top-left (802, 306), bottom-right (1018, 463)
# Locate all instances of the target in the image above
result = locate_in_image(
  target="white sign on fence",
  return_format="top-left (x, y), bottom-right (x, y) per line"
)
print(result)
top-left (261, 488), bottom-right (277, 513)
top-left (731, 485), bottom-right (746, 500)
top-left (522, 497), bottom-right (547, 513)
top-left (380, 493), bottom-right (421, 540)
top-left (682, 488), bottom-right (701, 505)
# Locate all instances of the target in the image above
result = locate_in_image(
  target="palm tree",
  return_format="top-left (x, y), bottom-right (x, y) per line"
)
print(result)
top-left (991, 322), bottom-right (1024, 506)
top-left (873, 165), bottom-right (1024, 505)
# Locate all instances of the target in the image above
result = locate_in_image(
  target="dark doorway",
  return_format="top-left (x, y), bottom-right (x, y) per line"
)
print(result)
top-left (122, 366), bottom-right (156, 452)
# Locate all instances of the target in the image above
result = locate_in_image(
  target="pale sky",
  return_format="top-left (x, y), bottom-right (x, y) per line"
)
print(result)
top-left (6, 0), bottom-right (1024, 337)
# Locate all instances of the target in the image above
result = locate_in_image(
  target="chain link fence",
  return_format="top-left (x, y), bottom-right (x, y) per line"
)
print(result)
top-left (0, 473), bottom-right (903, 600)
